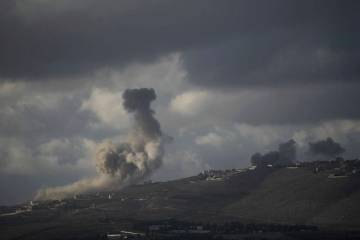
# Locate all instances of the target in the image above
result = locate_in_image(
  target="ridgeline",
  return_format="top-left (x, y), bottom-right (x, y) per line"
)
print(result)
top-left (1, 160), bottom-right (360, 239)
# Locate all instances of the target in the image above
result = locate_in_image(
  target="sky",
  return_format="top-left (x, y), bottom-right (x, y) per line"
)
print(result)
top-left (0, 0), bottom-right (360, 205)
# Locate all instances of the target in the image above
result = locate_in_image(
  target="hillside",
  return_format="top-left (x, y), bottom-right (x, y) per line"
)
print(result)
top-left (1, 165), bottom-right (360, 239)
top-left (223, 168), bottom-right (360, 228)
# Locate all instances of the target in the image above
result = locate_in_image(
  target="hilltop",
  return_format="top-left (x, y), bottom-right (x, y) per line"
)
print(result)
top-left (1, 160), bottom-right (360, 239)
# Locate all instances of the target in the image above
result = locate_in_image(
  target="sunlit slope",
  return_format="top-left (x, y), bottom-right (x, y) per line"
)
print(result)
top-left (109, 167), bottom-right (275, 221)
top-left (99, 167), bottom-right (360, 228)
top-left (223, 168), bottom-right (360, 228)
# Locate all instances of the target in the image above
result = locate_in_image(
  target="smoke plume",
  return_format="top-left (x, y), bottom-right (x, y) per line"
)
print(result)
top-left (308, 137), bottom-right (345, 158)
top-left (35, 88), bottom-right (166, 200)
top-left (251, 139), bottom-right (297, 166)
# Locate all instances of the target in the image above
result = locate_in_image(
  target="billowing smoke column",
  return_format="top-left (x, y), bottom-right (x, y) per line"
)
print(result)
top-left (35, 88), bottom-right (166, 200)
top-left (308, 137), bottom-right (345, 158)
top-left (251, 139), bottom-right (297, 167)
top-left (95, 88), bottom-right (163, 181)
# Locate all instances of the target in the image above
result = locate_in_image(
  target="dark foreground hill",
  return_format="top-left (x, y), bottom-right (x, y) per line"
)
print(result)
top-left (1, 166), bottom-right (360, 239)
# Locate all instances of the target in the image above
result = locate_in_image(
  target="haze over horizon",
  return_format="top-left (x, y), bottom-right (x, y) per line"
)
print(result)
top-left (0, 0), bottom-right (360, 205)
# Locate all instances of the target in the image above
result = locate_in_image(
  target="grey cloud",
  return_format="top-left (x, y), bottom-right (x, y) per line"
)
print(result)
top-left (1, 0), bottom-right (359, 82)
top-left (0, 0), bottom-right (238, 79)
top-left (37, 138), bottom-right (87, 166)
top-left (233, 84), bottom-right (360, 124)
top-left (183, 34), bottom-right (360, 89)
top-left (0, 95), bottom-right (97, 140)
top-left (170, 83), bottom-right (360, 125)
top-left (0, 136), bottom-right (96, 183)
top-left (182, 1), bottom-right (360, 89)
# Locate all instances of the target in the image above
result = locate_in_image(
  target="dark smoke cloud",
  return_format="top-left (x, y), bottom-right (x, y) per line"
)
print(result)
top-left (123, 88), bottom-right (161, 139)
top-left (35, 88), bottom-right (167, 200)
top-left (278, 139), bottom-right (297, 163)
top-left (308, 137), bottom-right (345, 158)
top-left (96, 88), bottom-right (163, 179)
top-left (251, 139), bottom-right (296, 166)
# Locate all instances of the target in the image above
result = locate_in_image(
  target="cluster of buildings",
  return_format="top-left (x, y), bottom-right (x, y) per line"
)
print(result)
top-left (199, 169), bottom-right (246, 181)
top-left (297, 158), bottom-right (360, 178)
top-left (105, 220), bottom-right (318, 240)
top-left (198, 158), bottom-right (360, 182)
top-left (0, 191), bottom-right (119, 216)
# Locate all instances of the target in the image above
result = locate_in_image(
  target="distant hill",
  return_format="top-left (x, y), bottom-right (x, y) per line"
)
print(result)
top-left (223, 168), bottom-right (360, 228)
top-left (1, 165), bottom-right (360, 239)
top-left (117, 166), bottom-right (360, 229)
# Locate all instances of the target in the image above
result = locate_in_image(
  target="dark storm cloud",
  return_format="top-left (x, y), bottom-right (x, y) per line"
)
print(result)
top-left (183, 33), bottom-right (360, 88)
top-left (182, 0), bottom-right (360, 88)
top-left (0, 0), bottom-right (241, 79)
top-left (1, 0), bottom-right (359, 82)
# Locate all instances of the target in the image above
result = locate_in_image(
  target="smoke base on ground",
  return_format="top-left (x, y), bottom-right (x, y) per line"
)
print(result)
top-left (250, 139), bottom-right (297, 167)
top-left (250, 137), bottom-right (347, 166)
top-left (35, 88), bottom-right (167, 200)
